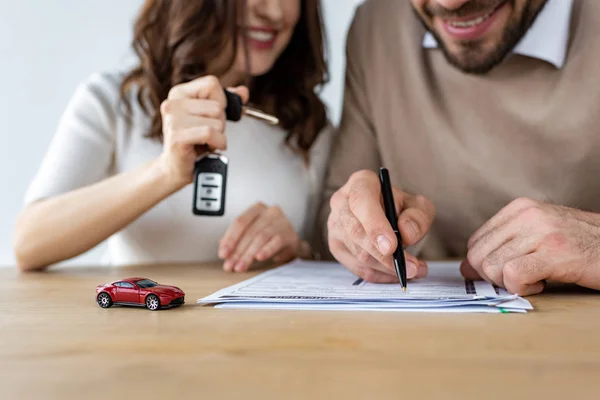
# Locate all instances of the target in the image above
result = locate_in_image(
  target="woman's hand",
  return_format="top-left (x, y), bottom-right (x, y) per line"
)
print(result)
top-left (218, 203), bottom-right (310, 272)
top-left (158, 75), bottom-right (249, 188)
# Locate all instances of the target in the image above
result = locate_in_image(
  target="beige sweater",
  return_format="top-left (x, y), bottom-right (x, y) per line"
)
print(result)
top-left (320, 0), bottom-right (600, 259)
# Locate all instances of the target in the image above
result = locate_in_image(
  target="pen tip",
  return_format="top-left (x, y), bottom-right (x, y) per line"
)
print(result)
top-left (402, 286), bottom-right (406, 293)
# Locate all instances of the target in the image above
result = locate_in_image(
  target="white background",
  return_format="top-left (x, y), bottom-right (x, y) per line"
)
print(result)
top-left (0, 0), bottom-right (364, 267)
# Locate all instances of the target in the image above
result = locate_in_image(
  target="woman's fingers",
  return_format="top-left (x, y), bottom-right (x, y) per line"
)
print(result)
top-left (272, 246), bottom-right (297, 265)
top-left (226, 86), bottom-right (250, 104)
top-left (167, 75), bottom-right (227, 105)
top-left (227, 216), bottom-right (271, 271)
top-left (175, 125), bottom-right (227, 151)
top-left (224, 205), bottom-right (300, 272)
top-left (158, 76), bottom-right (247, 186)
top-left (164, 111), bottom-right (225, 136)
top-left (233, 230), bottom-right (275, 272)
top-left (161, 98), bottom-right (225, 120)
top-left (256, 235), bottom-right (285, 262)
top-left (220, 203), bottom-right (266, 261)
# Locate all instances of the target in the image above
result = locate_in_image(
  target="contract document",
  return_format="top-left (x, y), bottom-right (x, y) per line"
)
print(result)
top-left (197, 260), bottom-right (533, 313)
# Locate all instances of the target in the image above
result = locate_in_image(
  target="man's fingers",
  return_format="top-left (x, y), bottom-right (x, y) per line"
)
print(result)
top-left (468, 197), bottom-right (538, 248)
top-left (472, 235), bottom-right (538, 288)
top-left (397, 209), bottom-right (430, 247)
top-left (398, 194), bottom-right (435, 246)
top-left (510, 281), bottom-right (545, 297)
top-left (342, 253), bottom-right (399, 284)
top-left (404, 253), bottom-right (420, 279)
top-left (346, 171), bottom-right (397, 256)
top-left (343, 214), bottom-right (396, 272)
top-left (331, 236), bottom-right (422, 282)
top-left (329, 170), bottom-right (434, 286)
top-left (329, 205), bottom-right (422, 279)
top-left (467, 214), bottom-right (526, 269)
top-left (463, 236), bottom-right (547, 295)
top-left (355, 267), bottom-right (401, 284)
top-left (416, 260), bottom-right (429, 279)
top-left (391, 187), bottom-right (405, 215)
top-left (502, 253), bottom-right (548, 296)
top-left (219, 203), bottom-right (266, 260)
top-left (330, 194), bottom-right (395, 271)
top-left (460, 259), bottom-right (482, 281)
top-left (329, 238), bottom-right (398, 279)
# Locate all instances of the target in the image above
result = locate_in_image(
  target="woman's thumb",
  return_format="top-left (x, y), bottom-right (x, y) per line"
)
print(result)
top-left (227, 86), bottom-right (250, 104)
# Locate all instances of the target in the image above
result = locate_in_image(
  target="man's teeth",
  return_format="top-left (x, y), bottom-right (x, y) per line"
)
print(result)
top-left (447, 10), bottom-right (494, 28)
top-left (247, 31), bottom-right (275, 42)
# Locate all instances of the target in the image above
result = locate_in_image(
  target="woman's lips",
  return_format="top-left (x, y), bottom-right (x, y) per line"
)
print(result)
top-left (246, 27), bottom-right (278, 50)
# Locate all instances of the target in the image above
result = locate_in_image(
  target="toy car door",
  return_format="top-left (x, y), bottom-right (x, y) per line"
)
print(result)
top-left (117, 282), bottom-right (139, 303)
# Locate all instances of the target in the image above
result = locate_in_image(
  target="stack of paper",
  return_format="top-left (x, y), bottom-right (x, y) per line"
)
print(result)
top-left (197, 260), bottom-right (533, 313)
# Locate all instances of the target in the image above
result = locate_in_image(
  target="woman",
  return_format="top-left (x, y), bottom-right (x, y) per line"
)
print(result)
top-left (14, 0), bottom-right (331, 272)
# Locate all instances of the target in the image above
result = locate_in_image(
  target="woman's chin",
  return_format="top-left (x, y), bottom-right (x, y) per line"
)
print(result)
top-left (247, 59), bottom-right (278, 77)
top-left (249, 69), bottom-right (272, 78)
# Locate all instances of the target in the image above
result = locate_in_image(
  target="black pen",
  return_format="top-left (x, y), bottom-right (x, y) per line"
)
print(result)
top-left (379, 168), bottom-right (407, 292)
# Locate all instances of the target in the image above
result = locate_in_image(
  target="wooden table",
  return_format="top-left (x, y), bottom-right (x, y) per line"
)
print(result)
top-left (1, 263), bottom-right (600, 400)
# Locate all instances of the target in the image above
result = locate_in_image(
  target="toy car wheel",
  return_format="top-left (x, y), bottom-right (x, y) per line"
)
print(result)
top-left (97, 292), bottom-right (113, 308)
top-left (146, 294), bottom-right (160, 311)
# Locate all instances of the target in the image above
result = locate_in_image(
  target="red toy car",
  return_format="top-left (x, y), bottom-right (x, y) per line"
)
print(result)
top-left (96, 278), bottom-right (185, 311)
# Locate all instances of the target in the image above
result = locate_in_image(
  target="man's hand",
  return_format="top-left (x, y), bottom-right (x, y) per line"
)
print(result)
top-left (327, 170), bottom-right (435, 283)
top-left (462, 198), bottom-right (600, 296)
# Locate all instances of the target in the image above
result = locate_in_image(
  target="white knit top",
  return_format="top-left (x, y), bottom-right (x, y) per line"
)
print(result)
top-left (25, 72), bottom-right (332, 265)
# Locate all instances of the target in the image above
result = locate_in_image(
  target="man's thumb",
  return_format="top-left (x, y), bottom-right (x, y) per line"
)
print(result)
top-left (460, 259), bottom-right (481, 280)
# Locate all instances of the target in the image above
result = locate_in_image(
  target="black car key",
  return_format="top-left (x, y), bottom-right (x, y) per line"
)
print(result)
top-left (192, 153), bottom-right (228, 216)
top-left (192, 90), bottom-right (278, 216)
top-left (223, 89), bottom-right (279, 125)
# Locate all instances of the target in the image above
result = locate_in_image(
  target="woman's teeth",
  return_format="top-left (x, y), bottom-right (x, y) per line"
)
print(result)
top-left (247, 31), bottom-right (275, 42)
top-left (447, 9), bottom-right (495, 28)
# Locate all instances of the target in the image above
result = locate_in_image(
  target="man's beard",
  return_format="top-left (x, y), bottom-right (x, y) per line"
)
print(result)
top-left (414, 0), bottom-right (549, 74)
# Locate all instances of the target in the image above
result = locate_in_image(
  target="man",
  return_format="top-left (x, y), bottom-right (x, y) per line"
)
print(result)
top-left (321, 0), bottom-right (600, 295)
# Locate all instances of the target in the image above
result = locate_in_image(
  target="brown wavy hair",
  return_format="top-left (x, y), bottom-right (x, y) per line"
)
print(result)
top-left (120, 0), bottom-right (328, 157)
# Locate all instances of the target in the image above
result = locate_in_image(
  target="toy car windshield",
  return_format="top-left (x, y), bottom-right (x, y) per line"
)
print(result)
top-left (135, 279), bottom-right (158, 288)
